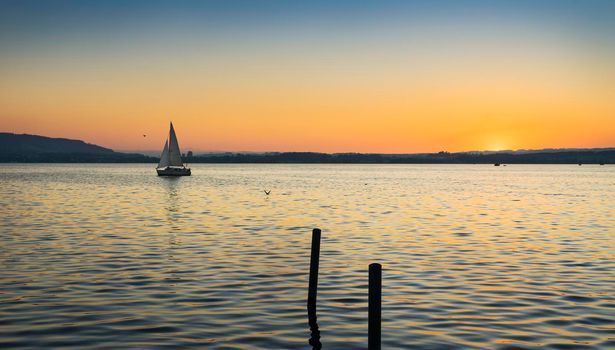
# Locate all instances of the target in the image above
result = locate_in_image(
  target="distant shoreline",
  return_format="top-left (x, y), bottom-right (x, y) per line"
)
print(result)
top-left (1, 132), bottom-right (613, 164)
top-left (1, 150), bottom-right (613, 164)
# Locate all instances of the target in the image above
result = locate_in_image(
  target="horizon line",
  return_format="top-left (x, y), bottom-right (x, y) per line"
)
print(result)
top-left (118, 147), bottom-right (615, 156)
top-left (3, 131), bottom-right (614, 155)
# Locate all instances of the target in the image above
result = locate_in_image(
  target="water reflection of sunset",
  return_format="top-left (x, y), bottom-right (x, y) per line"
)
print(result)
top-left (1, 164), bottom-right (612, 348)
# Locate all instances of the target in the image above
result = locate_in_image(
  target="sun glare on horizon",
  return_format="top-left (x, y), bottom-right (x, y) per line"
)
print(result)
top-left (480, 134), bottom-right (514, 152)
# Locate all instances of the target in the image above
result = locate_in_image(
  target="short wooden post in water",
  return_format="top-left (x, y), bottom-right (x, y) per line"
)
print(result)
top-left (308, 228), bottom-right (321, 307)
top-left (369, 263), bottom-right (382, 350)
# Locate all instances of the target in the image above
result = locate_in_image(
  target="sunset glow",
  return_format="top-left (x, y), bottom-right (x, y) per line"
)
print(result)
top-left (1, 1), bottom-right (613, 153)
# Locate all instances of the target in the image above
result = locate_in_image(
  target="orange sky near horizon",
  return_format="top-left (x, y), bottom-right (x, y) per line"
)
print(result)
top-left (1, 2), bottom-right (614, 153)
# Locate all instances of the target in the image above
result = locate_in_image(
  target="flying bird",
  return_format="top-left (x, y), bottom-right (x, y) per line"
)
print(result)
top-left (264, 190), bottom-right (271, 195)
top-left (143, 134), bottom-right (147, 137)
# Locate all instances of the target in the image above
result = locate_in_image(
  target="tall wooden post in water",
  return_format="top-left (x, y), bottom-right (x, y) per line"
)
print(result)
top-left (307, 228), bottom-right (322, 349)
top-left (369, 263), bottom-right (382, 350)
top-left (308, 228), bottom-right (321, 307)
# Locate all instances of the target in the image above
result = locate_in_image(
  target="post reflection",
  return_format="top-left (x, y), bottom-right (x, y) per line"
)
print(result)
top-left (307, 300), bottom-right (322, 350)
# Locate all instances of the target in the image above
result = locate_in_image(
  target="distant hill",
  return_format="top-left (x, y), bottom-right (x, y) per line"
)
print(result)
top-left (0, 133), bottom-right (155, 162)
top-left (1, 133), bottom-right (114, 154)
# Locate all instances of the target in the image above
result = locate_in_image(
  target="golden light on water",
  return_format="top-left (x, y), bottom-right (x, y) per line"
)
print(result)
top-left (2, 164), bottom-right (614, 348)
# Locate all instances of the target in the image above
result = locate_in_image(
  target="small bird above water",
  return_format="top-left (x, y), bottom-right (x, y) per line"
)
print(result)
top-left (264, 190), bottom-right (271, 195)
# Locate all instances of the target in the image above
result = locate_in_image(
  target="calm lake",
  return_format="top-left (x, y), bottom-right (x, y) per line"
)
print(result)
top-left (1, 164), bottom-right (613, 349)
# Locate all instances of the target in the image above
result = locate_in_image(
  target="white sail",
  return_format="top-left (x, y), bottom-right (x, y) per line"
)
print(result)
top-left (168, 122), bottom-right (184, 167)
top-left (156, 122), bottom-right (191, 176)
top-left (158, 139), bottom-right (170, 168)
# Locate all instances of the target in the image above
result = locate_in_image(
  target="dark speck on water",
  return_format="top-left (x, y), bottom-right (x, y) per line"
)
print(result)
top-left (0, 164), bottom-right (613, 349)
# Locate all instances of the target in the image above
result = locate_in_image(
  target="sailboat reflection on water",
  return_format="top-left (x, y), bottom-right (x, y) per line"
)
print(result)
top-left (156, 122), bottom-right (191, 176)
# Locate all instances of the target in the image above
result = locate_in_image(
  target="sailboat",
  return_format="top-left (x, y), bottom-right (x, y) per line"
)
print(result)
top-left (156, 122), bottom-right (191, 176)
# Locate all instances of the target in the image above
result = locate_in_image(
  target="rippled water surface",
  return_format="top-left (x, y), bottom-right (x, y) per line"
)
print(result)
top-left (1, 164), bottom-right (614, 349)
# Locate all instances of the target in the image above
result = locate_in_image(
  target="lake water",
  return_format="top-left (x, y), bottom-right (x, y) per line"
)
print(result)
top-left (0, 164), bottom-right (613, 349)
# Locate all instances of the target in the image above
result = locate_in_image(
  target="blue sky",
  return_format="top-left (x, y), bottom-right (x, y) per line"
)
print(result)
top-left (1, 0), bottom-right (613, 152)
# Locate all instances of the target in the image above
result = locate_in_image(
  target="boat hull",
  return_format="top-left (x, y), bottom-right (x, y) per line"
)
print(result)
top-left (156, 167), bottom-right (191, 176)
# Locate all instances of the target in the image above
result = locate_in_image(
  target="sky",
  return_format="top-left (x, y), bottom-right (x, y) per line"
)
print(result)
top-left (0, 0), bottom-right (614, 153)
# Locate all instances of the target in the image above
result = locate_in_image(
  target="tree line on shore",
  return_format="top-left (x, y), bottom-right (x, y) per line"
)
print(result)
top-left (2, 132), bottom-right (612, 164)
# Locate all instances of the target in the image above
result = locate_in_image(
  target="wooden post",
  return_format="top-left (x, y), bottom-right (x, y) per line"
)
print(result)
top-left (307, 228), bottom-right (321, 307)
top-left (369, 263), bottom-right (382, 350)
